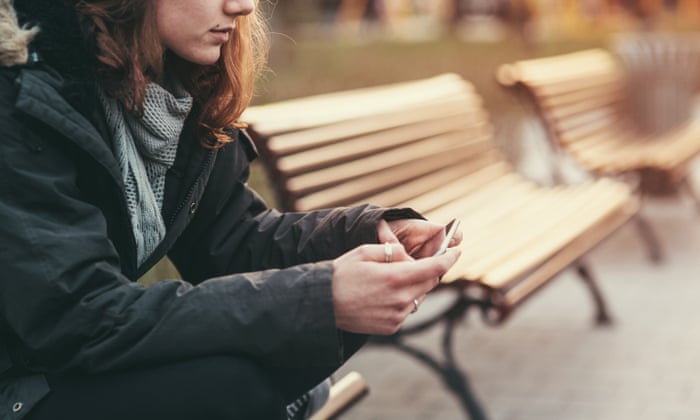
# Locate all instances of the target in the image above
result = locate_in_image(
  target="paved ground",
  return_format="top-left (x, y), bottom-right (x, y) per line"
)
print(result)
top-left (335, 159), bottom-right (700, 419)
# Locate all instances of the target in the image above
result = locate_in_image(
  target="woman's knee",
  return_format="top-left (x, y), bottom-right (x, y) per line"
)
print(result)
top-left (30, 355), bottom-right (286, 420)
top-left (181, 355), bottom-right (287, 419)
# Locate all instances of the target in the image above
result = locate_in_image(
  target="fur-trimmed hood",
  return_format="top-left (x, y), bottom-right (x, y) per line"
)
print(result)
top-left (0, 0), bottom-right (92, 81)
top-left (1, 0), bottom-right (99, 115)
top-left (0, 0), bottom-right (39, 66)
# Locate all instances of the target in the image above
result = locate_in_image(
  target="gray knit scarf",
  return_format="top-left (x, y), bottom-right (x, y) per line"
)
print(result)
top-left (99, 83), bottom-right (193, 266)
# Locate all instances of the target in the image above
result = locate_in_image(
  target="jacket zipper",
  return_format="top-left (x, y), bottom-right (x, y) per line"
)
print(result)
top-left (166, 149), bottom-right (216, 227)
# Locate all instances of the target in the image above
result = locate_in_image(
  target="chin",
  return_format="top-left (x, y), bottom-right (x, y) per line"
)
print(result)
top-left (191, 53), bottom-right (222, 66)
top-left (175, 48), bottom-right (222, 66)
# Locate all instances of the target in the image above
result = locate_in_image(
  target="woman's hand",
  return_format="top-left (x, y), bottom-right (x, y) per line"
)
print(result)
top-left (377, 219), bottom-right (463, 259)
top-left (331, 242), bottom-right (461, 335)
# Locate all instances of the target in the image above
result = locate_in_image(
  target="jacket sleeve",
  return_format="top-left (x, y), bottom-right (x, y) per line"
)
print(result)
top-left (168, 131), bottom-right (422, 282)
top-left (0, 98), bottom-right (362, 375)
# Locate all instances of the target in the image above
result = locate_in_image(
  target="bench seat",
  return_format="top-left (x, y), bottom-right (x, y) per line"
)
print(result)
top-left (243, 73), bottom-right (639, 321)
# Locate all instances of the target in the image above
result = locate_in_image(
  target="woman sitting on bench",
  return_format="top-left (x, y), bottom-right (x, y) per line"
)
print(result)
top-left (0, 0), bottom-right (461, 419)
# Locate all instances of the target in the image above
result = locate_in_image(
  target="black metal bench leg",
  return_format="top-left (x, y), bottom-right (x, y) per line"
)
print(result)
top-left (441, 313), bottom-right (489, 420)
top-left (574, 261), bottom-right (613, 325)
top-left (370, 298), bottom-right (489, 419)
top-left (391, 339), bottom-right (488, 420)
top-left (633, 213), bottom-right (664, 263)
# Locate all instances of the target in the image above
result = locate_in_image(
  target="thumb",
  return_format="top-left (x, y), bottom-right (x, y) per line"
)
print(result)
top-left (376, 219), bottom-right (400, 244)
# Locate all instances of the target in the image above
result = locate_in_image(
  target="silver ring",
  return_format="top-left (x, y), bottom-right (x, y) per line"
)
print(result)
top-left (411, 298), bottom-right (419, 314)
top-left (384, 242), bottom-right (392, 263)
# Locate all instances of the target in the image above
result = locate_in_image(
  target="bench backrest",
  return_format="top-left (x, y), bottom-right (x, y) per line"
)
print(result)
top-left (496, 49), bottom-right (633, 155)
top-left (242, 74), bottom-right (506, 212)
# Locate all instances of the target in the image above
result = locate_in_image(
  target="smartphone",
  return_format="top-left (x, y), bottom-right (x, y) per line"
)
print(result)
top-left (432, 218), bottom-right (461, 257)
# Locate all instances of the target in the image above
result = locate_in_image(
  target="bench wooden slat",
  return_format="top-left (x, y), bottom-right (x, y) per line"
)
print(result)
top-left (356, 153), bottom-right (507, 209)
top-left (289, 131), bottom-right (492, 198)
top-left (416, 173), bottom-right (529, 219)
top-left (538, 81), bottom-right (624, 110)
top-left (498, 49), bottom-right (620, 87)
top-left (552, 107), bottom-right (621, 135)
top-left (559, 123), bottom-right (631, 145)
top-left (527, 71), bottom-right (625, 98)
top-left (472, 182), bottom-right (631, 284)
top-left (244, 73), bottom-right (471, 134)
top-left (652, 123), bottom-right (700, 168)
top-left (390, 157), bottom-right (512, 210)
top-left (455, 187), bottom-right (583, 278)
top-left (296, 138), bottom-right (494, 210)
top-left (439, 180), bottom-right (633, 289)
top-left (500, 195), bottom-right (638, 309)
top-left (276, 113), bottom-right (488, 175)
top-left (545, 93), bottom-right (623, 122)
top-left (263, 96), bottom-right (482, 155)
top-left (309, 371), bottom-right (368, 420)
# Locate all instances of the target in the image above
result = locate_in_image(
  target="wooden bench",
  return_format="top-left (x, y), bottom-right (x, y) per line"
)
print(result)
top-left (309, 371), bottom-right (367, 420)
top-left (241, 73), bottom-right (639, 418)
top-left (496, 48), bottom-right (700, 261)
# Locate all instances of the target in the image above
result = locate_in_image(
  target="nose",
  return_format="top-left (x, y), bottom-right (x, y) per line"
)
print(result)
top-left (224, 0), bottom-right (255, 17)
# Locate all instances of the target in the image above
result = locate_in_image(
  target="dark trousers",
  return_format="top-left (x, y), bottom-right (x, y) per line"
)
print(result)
top-left (25, 333), bottom-right (367, 420)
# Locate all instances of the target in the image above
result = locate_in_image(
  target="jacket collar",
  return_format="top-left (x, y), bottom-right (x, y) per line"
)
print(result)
top-left (13, 66), bottom-right (220, 280)
top-left (2, 0), bottom-right (92, 78)
top-left (14, 68), bottom-right (123, 186)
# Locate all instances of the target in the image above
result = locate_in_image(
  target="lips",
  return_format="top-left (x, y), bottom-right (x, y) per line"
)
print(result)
top-left (209, 28), bottom-right (231, 42)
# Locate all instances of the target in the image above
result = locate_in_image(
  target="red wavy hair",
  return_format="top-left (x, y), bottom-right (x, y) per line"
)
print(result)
top-left (73, 0), bottom-right (269, 147)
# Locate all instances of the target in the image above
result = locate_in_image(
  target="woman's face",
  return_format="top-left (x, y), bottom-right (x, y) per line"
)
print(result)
top-left (155, 0), bottom-right (255, 65)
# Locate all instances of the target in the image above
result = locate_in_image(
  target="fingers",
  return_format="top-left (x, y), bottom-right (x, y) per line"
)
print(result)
top-left (350, 243), bottom-right (460, 286)
top-left (345, 243), bottom-right (460, 283)
top-left (416, 221), bottom-right (464, 258)
top-left (377, 219), bottom-right (400, 244)
top-left (451, 230), bottom-right (463, 247)
top-left (393, 247), bottom-right (461, 284)
top-left (377, 248), bottom-right (462, 313)
top-left (413, 228), bottom-right (446, 258)
top-left (348, 242), bottom-right (413, 263)
top-left (332, 245), bottom-right (461, 335)
top-left (410, 294), bottom-right (426, 314)
top-left (448, 221), bottom-right (463, 246)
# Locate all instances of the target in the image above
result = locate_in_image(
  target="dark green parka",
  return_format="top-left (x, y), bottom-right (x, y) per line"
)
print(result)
top-left (0, 1), bottom-right (417, 418)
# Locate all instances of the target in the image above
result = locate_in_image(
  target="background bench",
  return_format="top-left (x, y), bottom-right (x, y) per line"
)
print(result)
top-left (497, 48), bottom-right (700, 260)
top-left (242, 73), bottom-right (639, 419)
